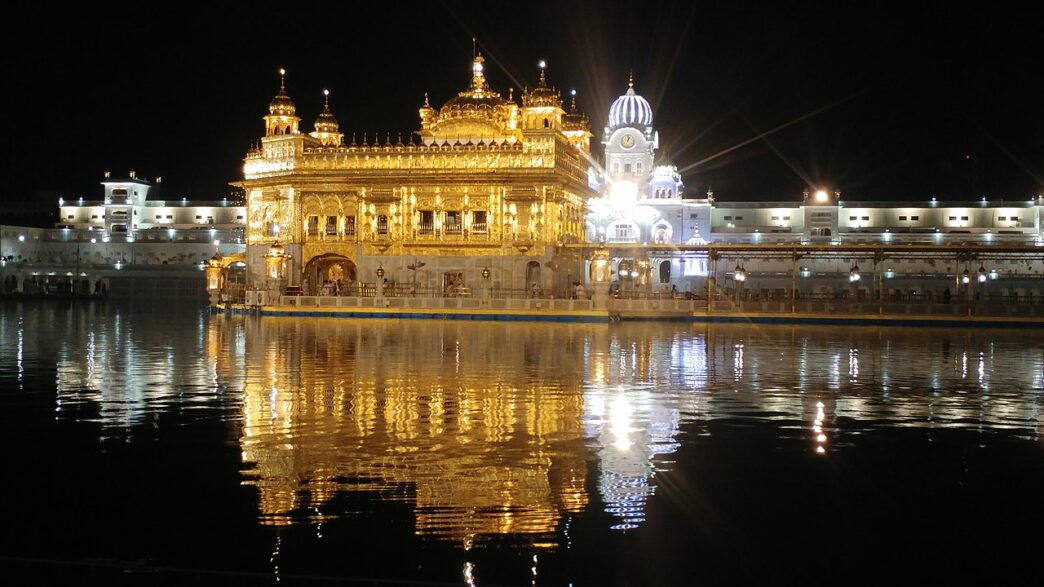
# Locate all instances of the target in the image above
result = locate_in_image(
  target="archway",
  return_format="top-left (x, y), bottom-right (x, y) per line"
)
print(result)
top-left (526, 261), bottom-right (542, 296)
top-left (304, 254), bottom-right (357, 295)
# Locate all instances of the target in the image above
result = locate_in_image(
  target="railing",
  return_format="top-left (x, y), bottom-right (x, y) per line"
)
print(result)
top-left (277, 294), bottom-right (598, 313)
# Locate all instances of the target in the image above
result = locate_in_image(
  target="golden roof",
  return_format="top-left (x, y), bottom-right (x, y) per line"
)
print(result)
top-left (268, 69), bottom-right (296, 116)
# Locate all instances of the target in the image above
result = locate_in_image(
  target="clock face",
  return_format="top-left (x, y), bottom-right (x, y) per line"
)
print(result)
top-left (620, 134), bottom-right (635, 149)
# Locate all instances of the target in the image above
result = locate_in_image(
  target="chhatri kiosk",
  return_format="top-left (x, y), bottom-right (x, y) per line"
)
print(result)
top-left (230, 57), bottom-right (595, 302)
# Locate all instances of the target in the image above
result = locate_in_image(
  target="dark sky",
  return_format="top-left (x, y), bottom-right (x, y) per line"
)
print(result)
top-left (3, 1), bottom-right (1042, 223)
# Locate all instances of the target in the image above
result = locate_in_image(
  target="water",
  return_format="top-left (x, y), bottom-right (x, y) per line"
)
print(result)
top-left (1, 301), bottom-right (1042, 584)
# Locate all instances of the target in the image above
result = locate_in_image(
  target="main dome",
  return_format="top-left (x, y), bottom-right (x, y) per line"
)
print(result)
top-left (608, 77), bottom-right (652, 130)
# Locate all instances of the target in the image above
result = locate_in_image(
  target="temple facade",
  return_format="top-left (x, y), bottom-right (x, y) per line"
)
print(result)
top-left (238, 58), bottom-right (597, 298)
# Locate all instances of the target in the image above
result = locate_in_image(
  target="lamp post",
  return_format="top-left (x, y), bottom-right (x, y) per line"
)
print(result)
top-left (848, 264), bottom-right (861, 302)
top-left (376, 264), bottom-right (385, 299)
top-left (482, 265), bottom-right (491, 301)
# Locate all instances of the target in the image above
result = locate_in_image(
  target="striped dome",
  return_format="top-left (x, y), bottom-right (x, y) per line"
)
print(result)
top-left (608, 85), bottom-right (652, 130)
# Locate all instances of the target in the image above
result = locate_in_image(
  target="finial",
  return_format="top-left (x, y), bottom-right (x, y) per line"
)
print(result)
top-left (628, 71), bottom-right (634, 89)
top-left (570, 89), bottom-right (577, 112)
top-left (279, 68), bottom-right (286, 91)
top-left (351, 133), bottom-right (357, 145)
top-left (323, 89), bottom-right (330, 108)
top-left (508, 87), bottom-right (514, 101)
top-left (385, 132), bottom-right (391, 145)
top-left (472, 36), bottom-right (477, 60)
top-left (423, 92), bottom-right (430, 107)
top-left (538, 60), bottom-right (547, 86)
top-left (362, 132), bottom-right (367, 145)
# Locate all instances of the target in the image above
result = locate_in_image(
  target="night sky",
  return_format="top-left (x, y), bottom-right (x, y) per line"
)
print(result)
top-left (2, 1), bottom-right (1041, 225)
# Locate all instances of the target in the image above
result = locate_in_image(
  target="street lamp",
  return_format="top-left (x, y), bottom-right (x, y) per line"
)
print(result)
top-left (734, 264), bottom-right (747, 282)
top-left (977, 265), bottom-right (987, 283)
top-left (376, 265), bottom-right (385, 279)
top-left (849, 265), bottom-right (861, 283)
top-left (114, 257), bottom-right (126, 270)
top-left (481, 266), bottom-right (490, 279)
top-left (961, 269), bottom-right (971, 285)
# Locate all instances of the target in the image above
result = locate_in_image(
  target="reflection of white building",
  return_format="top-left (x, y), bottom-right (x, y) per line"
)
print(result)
top-left (584, 388), bottom-right (682, 530)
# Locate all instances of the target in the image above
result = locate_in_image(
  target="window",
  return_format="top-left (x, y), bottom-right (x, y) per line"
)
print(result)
top-left (614, 224), bottom-right (633, 239)
top-left (112, 189), bottom-right (127, 196)
top-left (1011, 216), bottom-right (1019, 222)
top-left (345, 217), bottom-right (356, 235)
top-left (911, 215), bottom-right (919, 221)
top-left (91, 215), bottom-right (98, 219)
top-left (325, 215), bottom-right (338, 236)
top-left (612, 162), bottom-right (619, 173)
top-left (236, 215), bottom-right (244, 221)
top-left (783, 216), bottom-right (791, 221)
top-left (307, 216), bottom-right (319, 236)
top-left (635, 162), bottom-right (643, 175)
top-left (472, 210), bottom-right (488, 233)
top-left (689, 213), bottom-right (699, 219)
top-left (419, 210), bottom-right (434, 234)
top-left (849, 216), bottom-right (857, 221)
top-left (899, 216), bottom-right (907, 221)
top-left (771, 216), bottom-right (779, 221)
top-left (862, 216), bottom-right (869, 221)
top-left (949, 216), bottom-right (957, 221)
top-left (624, 163), bottom-right (632, 174)
top-left (445, 211), bottom-right (461, 234)
top-left (377, 215), bottom-right (388, 235)
top-left (998, 216), bottom-right (1006, 221)
top-left (195, 215), bottom-right (202, 220)
top-left (735, 216), bottom-right (744, 221)
top-left (960, 216), bottom-right (968, 221)
top-left (724, 215), bottom-right (733, 221)
top-left (67, 215), bottom-right (74, 219)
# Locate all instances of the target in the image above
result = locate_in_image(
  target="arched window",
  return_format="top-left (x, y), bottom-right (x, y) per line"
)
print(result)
top-left (543, 118), bottom-right (550, 128)
top-left (659, 260), bottom-right (671, 283)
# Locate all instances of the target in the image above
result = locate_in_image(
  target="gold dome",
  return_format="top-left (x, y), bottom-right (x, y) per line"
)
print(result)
top-left (562, 90), bottom-right (588, 131)
top-left (522, 63), bottom-right (561, 109)
top-left (437, 54), bottom-right (513, 122)
top-left (314, 90), bottom-right (339, 133)
top-left (268, 69), bottom-right (296, 116)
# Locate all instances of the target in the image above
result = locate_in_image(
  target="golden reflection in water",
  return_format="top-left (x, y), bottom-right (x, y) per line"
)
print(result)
top-left (225, 316), bottom-right (592, 545)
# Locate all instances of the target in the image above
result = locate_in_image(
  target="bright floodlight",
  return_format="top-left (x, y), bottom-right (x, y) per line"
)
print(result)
top-left (279, 68), bottom-right (286, 75)
top-left (814, 190), bottom-right (829, 203)
top-left (609, 180), bottom-right (639, 209)
top-left (323, 89), bottom-right (329, 96)
top-left (539, 60), bottom-right (546, 69)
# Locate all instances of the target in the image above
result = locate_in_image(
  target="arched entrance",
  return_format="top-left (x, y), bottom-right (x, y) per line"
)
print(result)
top-left (304, 254), bottom-right (357, 295)
top-left (526, 261), bottom-right (541, 296)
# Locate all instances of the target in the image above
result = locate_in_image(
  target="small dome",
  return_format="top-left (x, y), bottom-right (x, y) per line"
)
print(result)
top-left (562, 91), bottom-right (588, 131)
top-left (522, 64), bottom-right (561, 109)
top-left (269, 70), bottom-right (296, 116)
top-left (608, 75), bottom-right (652, 129)
top-left (314, 91), bottom-right (339, 133)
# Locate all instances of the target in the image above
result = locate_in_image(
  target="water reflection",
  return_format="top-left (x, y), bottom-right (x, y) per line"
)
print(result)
top-left (5, 303), bottom-right (1041, 547)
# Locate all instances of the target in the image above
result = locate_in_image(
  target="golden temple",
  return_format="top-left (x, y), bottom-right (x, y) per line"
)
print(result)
top-left (237, 56), bottom-right (596, 298)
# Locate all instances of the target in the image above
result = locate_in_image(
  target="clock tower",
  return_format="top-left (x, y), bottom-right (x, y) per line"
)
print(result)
top-left (603, 73), bottom-right (658, 198)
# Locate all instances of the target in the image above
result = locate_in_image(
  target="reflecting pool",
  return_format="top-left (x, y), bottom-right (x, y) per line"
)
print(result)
top-left (1, 301), bottom-right (1041, 584)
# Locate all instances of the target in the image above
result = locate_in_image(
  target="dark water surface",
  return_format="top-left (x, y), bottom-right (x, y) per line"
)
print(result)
top-left (1, 301), bottom-right (1042, 585)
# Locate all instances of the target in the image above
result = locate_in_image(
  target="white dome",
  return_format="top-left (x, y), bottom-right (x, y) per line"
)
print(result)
top-left (608, 85), bottom-right (652, 130)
